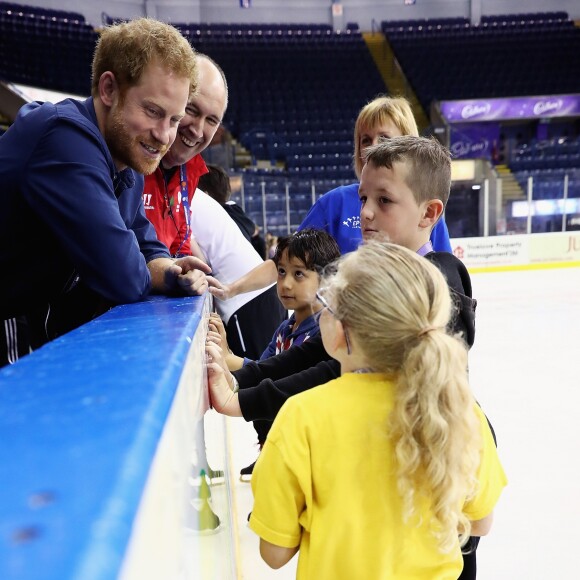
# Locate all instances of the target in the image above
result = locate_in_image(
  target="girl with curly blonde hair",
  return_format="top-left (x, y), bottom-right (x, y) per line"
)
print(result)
top-left (249, 241), bottom-right (506, 579)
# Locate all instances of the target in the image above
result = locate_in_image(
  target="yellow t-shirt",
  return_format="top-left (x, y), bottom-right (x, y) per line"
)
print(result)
top-left (250, 373), bottom-right (507, 580)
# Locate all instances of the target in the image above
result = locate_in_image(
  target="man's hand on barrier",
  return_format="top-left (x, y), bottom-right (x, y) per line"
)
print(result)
top-left (172, 256), bottom-right (211, 295)
top-left (148, 256), bottom-right (211, 296)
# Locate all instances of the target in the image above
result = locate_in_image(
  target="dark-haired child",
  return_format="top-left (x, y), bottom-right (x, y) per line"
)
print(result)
top-left (215, 228), bottom-right (341, 371)
top-left (210, 228), bottom-right (340, 478)
top-left (255, 228), bottom-right (341, 360)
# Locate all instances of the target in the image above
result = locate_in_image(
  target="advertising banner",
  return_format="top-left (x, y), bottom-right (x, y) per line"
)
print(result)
top-left (529, 232), bottom-right (580, 264)
top-left (452, 232), bottom-right (580, 270)
top-left (440, 95), bottom-right (580, 123)
top-left (451, 235), bottom-right (529, 268)
top-left (449, 123), bottom-right (500, 160)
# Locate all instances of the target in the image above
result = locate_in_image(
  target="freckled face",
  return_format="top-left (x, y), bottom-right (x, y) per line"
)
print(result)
top-left (105, 62), bottom-right (189, 174)
top-left (359, 161), bottom-right (427, 252)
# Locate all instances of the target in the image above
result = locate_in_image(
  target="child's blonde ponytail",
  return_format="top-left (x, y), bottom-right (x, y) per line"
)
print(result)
top-left (321, 241), bottom-right (482, 551)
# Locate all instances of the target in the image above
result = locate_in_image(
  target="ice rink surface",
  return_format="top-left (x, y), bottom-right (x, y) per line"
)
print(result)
top-left (224, 265), bottom-right (580, 579)
top-left (469, 265), bottom-right (580, 580)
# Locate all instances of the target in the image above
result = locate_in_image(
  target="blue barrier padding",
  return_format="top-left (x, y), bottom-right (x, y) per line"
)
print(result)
top-left (0, 294), bottom-right (207, 580)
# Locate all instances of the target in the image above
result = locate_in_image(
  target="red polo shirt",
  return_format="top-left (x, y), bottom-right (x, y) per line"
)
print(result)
top-left (143, 155), bottom-right (208, 256)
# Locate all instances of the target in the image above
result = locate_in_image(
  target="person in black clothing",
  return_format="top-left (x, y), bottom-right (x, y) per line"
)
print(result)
top-left (209, 251), bottom-right (476, 421)
top-left (207, 136), bottom-right (483, 579)
top-left (198, 163), bottom-right (267, 259)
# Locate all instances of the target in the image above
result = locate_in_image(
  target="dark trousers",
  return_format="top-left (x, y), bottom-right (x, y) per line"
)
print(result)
top-left (225, 285), bottom-right (286, 449)
top-left (459, 539), bottom-right (479, 579)
top-left (1, 282), bottom-right (110, 369)
top-left (459, 551), bottom-right (476, 579)
top-left (1, 316), bottom-right (31, 368)
top-left (225, 285), bottom-right (286, 361)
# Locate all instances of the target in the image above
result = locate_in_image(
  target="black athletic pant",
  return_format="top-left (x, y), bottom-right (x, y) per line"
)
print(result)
top-left (1, 282), bottom-right (110, 369)
top-left (459, 539), bottom-right (479, 579)
top-left (1, 316), bottom-right (31, 368)
top-left (225, 285), bottom-right (286, 449)
top-left (225, 285), bottom-right (286, 361)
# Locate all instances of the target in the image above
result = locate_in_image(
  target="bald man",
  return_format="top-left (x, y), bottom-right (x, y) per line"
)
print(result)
top-left (143, 54), bottom-right (228, 257)
top-left (143, 55), bottom-right (286, 363)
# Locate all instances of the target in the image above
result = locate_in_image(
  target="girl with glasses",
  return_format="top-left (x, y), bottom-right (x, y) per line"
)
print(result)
top-left (248, 242), bottom-right (506, 578)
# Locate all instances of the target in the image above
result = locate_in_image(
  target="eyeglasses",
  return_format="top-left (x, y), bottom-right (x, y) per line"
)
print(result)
top-left (316, 292), bottom-right (352, 355)
top-left (316, 292), bottom-right (334, 315)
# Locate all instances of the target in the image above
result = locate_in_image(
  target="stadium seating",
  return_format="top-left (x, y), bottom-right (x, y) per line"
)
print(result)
top-left (175, 22), bottom-right (382, 179)
top-left (1, 7), bottom-right (579, 231)
top-left (382, 13), bottom-right (580, 111)
top-left (0, 1), bottom-right (97, 93)
top-left (510, 137), bottom-right (580, 200)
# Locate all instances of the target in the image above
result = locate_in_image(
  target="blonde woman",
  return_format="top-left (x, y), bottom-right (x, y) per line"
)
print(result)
top-left (298, 95), bottom-right (451, 253)
top-left (209, 95), bottom-right (451, 301)
top-left (248, 242), bottom-right (506, 579)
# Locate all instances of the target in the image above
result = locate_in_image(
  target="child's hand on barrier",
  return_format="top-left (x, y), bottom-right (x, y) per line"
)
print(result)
top-left (206, 342), bottom-right (228, 376)
top-left (206, 343), bottom-right (242, 417)
top-left (208, 313), bottom-right (230, 351)
top-left (206, 329), bottom-right (222, 347)
top-left (207, 277), bottom-right (233, 301)
top-left (208, 314), bottom-right (244, 370)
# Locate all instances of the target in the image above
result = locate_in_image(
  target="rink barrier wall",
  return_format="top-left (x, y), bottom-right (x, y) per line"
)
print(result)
top-left (451, 231), bottom-right (580, 273)
top-left (1, 230), bottom-right (579, 579)
top-left (0, 293), bottom-right (237, 580)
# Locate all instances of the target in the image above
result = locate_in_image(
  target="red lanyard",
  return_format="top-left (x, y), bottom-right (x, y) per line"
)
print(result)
top-left (173, 164), bottom-right (192, 257)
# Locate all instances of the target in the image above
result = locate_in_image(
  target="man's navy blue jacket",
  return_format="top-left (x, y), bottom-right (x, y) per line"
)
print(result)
top-left (0, 97), bottom-right (169, 325)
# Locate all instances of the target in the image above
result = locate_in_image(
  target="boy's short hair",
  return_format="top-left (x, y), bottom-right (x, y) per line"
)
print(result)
top-left (273, 228), bottom-right (341, 273)
top-left (198, 164), bottom-right (231, 204)
top-left (363, 136), bottom-right (452, 207)
top-left (91, 18), bottom-right (197, 99)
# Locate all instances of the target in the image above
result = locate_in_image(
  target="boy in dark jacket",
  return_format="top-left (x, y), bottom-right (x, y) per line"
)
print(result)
top-left (211, 228), bottom-right (340, 477)
top-left (208, 136), bottom-right (476, 417)
top-left (207, 136), bottom-right (480, 578)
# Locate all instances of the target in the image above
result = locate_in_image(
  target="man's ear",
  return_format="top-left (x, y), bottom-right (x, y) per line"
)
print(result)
top-left (420, 199), bottom-right (444, 228)
top-left (98, 71), bottom-right (119, 108)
